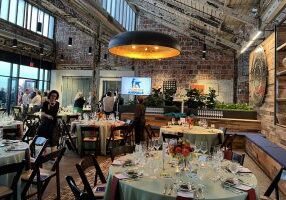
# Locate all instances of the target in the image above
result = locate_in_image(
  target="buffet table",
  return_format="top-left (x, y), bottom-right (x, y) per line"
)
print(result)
top-left (104, 152), bottom-right (257, 200)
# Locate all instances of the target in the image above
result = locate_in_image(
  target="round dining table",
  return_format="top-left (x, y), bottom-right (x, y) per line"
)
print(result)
top-left (0, 120), bottom-right (24, 139)
top-left (104, 152), bottom-right (257, 200)
top-left (0, 140), bottom-right (29, 198)
top-left (71, 119), bottom-right (125, 155)
top-left (160, 125), bottom-right (223, 152)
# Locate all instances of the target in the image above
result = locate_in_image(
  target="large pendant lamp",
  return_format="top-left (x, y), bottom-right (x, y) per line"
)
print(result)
top-left (108, 31), bottom-right (181, 59)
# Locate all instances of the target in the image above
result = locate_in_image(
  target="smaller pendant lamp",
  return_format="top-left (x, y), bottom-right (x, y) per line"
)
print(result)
top-left (108, 31), bottom-right (181, 59)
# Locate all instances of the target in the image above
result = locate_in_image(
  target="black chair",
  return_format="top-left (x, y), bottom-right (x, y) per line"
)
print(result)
top-left (221, 133), bottom-right (237, 150)
top-left (80, 126), bottom-right (100, 157)
top-left (145, 124), bottom-right (160, 148)
top-left (3, 127), bottom-right (21, 140)
top-left (28, 136), bottom-right (49, 169)
top-left (76, 155), bottom-right (107, 200)
top-left (21, 147), bottom-right (66, 200)
top-left (0, 160), bottom-right (25, 200)
top-left (110, 145), bottom-right (135, 162)
top-left (106, 125), bottom-right (127, 153)
top-left (60, 119), bottom-right (78, 153)
top-left (261, 168), bottom-right (285, 200)
top-left (232, 152), bottom-right (245, 165)
top-left (218, 127), bottom-right (227, 144)
top-left (22, 120), bottom-right (40, 143)
top-left (66, 176), bottom-right (88, 200)
top-left (162, 132), bottom-right (183, 142)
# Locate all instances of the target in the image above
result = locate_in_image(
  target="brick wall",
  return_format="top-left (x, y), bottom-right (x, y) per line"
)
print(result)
top-left (250, 33), bottom-right (286, 148)
top-left (237, 51), bottom-right (250, 103)
top-left (133, 16), bottom-right (236, 103)
top-left (55, 20), bottom-right (95, 69)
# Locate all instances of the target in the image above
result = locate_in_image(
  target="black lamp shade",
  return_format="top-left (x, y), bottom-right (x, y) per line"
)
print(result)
top-left (103, 53), bottom-right (108, 60)
top-left (202, 52), bottom-right (206, 60)
top-left (12, 39), bottom-right (17, 47)
top-left (40, 47), bottom-right (44, 55)
top-left (68, 37), bottom-right (72, 46)
top-left (88, 47), bottom-right (92, 55)
top-left (60, 54), bottom-right (64, 61)
top-left (202, 43), bottom-right (206, 53)
top-left (37, 22), bottom-right (42, 32)
top-left (108, 31), bottom-right (181, 59)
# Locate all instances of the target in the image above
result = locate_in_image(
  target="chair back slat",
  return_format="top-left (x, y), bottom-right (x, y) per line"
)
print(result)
top-left (232, 152), bottom-right (245, 165)
top-left (221, 134), bottom-right (237, 150)
top-left (66, 176), bottom-right (84, 199)
top-left (110, 145), bottom-right (135, 161)
top-left (162, 132), bottom-right (183, 142)
top-left (76, 155), bottom-right (106, 199)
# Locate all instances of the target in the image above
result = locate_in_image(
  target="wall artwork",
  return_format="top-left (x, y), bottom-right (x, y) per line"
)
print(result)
top-left (190, 83), bottom-right (219, 95)
top-left (249, 45), bottom-right (268, 107)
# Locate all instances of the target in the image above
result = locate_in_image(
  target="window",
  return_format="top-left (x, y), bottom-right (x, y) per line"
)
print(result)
top-left (101, 0), bottom-right (107, 9)
top-left (31, 6), bottom-right (38, 32)
top-left (16, 0), bottom-right (25, 27)
top-left (37, 10), bottom-right (44, 34)
top-left (12, 64), bottom-right (18, 77)
top-left (9, 0), bottom-right (18, 23)
top-left (106, 0), bottom-right (112, 14)
top-left (39, 69), bottom-right (44, 80)
top-left (44, 69), bottom-right (49, 81)
top-left (0, 62), bottom-right (11, 76)
top-left (20, 65), bottom-right (38, 79)
top-left (48, 16), bottom-right (54, 39)
top-left (115, 0), bottom-right (121, 21)
top-left (119, 0), bottom-right (124, 24)
top-left (43, 13), bottom-right (49, 37)
top-left (0, 0), bottom-right (9, 20)
top-left (111, 0), bottom-right (116, 17)
top-left (26, 4), bottom-right (32, 30)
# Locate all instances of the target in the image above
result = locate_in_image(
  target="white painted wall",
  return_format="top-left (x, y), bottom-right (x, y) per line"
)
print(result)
top-left (51, 69), bottom-right (134, 104)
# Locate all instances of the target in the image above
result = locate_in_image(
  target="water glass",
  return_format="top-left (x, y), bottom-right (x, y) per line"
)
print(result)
top-left (171, 118), bottom-right (175, 125)
top-left (229, 162), bottom-right (239, 174)
top-left (200, 141), bottom-right (208, 154)
top-left (194, 141), bottom-right (201, 153)
top-left (153, 139), bottom-right (161, 151)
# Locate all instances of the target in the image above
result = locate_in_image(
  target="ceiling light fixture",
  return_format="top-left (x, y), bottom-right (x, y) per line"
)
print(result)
top-left (108, 31), bottom-right (181, 59)
top-left (88, 47), bottom-right (92, 55)
top-left (68, 37), bottom-right (73, 47)
top-left (240, 31), bottom-right (262, 54)
top-left (12, 39), bottom-right (17, 47)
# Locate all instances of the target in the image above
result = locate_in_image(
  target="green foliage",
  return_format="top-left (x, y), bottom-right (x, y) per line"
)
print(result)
top-left (205, 88), bottom-right (217, 109)
top-left (186, 88), bottom-right (217, 109)
top-left (164, 88), bottom-right (177, 106)
top-left (215, 102), bottom-right (253, 111)
top-left (127, 99), bottom-right (137, 105)
top-left (144, 88), bottom-right (164, 107)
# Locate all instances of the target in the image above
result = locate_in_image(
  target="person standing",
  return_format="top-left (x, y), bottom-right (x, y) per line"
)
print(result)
top-left (134, 97), bottom-right (146, 144)
top-left (22, 89), bottom-right (30, 115)
top-left (73, 92), bottom-right (86, 113)
top-left (102, 91), bottom-right (114, 116)
top-left (31, 90), bottom-right (42, 113)
top-left (37, 90), bottom-right (60, 153)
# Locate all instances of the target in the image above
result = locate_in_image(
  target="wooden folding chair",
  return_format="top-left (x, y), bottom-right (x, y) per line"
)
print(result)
top-left (106, 125), bottom-right (127, 153)
top-left (80, 126), bottom-right (100, 157)
top-left (110, 145), bottom-right (135, 162)
top-left (232, 152), bottom-right (245, 165)
top-left (21, 147), bottom-right (66, 200)
top-left (0, 160), bottom-right (25, 200)
top-left (221, 133), bottom-right (237, 150)
top-left (66, 176), bottom-right (88, 200)
top-left (76, 155), bottom-right (107, 200)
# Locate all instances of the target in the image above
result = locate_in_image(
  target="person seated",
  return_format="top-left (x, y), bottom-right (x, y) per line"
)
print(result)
top-left (73, 92), bottom-right (86, 113)
top-left (102, 91), bottom-right (114, 117)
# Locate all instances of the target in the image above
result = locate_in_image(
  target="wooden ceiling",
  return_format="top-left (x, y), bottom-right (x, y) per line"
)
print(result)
top-left (127, 0), bottom-right (286, 51)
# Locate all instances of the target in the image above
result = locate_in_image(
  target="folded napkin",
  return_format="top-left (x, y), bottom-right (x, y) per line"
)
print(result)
top-left (234, 184), bottom-right (256, 200)
top-left (110, 173), bottom-right (129, 200)
top-left (237, 166), bottom-right (252, 173)
top-left (176, 191), bottom-right (194, 200)
top-left (112, 160), bottom-right (124, 166)
top-left (223, 150), bottom-right (233, 160)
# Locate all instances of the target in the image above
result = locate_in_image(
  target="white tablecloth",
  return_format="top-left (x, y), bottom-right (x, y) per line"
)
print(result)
top-left (72, 120), bottom-right (125, 155)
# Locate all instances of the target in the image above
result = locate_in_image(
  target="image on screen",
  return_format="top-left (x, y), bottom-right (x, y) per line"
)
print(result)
top-left (121, 77), bottom-right (151, 95)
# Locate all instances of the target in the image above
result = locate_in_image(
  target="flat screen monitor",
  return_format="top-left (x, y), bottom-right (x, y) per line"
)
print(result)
top-left (121, 77), bottom-right (152, 95)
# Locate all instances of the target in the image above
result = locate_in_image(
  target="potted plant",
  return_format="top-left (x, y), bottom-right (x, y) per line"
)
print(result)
top-left (186, 88), bottom-right (205, 109)
top-left (144, 88), bottom-right (164, 107)
top-left (205, 88), bottom-right (217, 109)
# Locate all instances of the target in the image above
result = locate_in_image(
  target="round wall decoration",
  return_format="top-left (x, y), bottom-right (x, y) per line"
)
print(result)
top-left (249, 45), bottom-right (268, 107)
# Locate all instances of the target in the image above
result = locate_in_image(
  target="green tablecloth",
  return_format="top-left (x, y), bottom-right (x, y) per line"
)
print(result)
top-left (160, 126), bottom-right (223, 152)
top-left (104, 152), bottom-right (257, 200)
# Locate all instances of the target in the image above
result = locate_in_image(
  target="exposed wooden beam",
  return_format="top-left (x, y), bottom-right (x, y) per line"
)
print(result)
top-left (260, 0), bottom-right (286, 29)
top-left (139, 12), bottom-right (223, 50)
top-left (130, 0), bottom-right (240, 50)
top-left (191, 0), bottom-right (257, 26)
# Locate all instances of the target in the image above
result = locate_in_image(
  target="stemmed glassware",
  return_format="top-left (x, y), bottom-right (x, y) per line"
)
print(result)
top-left (153, 139), bottom-right (161, 151)
top-left (194, 141), bottom-right (201, 153)
top-left (200, 141), bottom-right (208, 155)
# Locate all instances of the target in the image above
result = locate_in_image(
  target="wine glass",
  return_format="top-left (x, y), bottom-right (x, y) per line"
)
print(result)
top-left (153, 139), bottom-right (161, 151)
top-left (171, 118), bottom-right (175, 125)
top-left (194, 140), bottom-right (201, 153)
top-left (200, 141), bottom-right (208, 155)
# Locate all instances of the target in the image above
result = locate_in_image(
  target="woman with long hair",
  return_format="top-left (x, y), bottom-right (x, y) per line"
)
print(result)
top-left (73, 92), bottom-right (86, 113)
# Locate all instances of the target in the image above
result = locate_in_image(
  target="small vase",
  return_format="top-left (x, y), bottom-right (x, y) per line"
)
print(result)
top-left (182, 158), bottom-right (189, 171)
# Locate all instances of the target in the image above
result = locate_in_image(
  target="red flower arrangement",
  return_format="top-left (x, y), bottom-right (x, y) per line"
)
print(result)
top-left (169, 140), bottom-right (194, 159)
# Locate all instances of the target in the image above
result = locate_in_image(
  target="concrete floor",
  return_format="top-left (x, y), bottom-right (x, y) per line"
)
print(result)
top-left (41, 149), bottom-right (285, 200)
